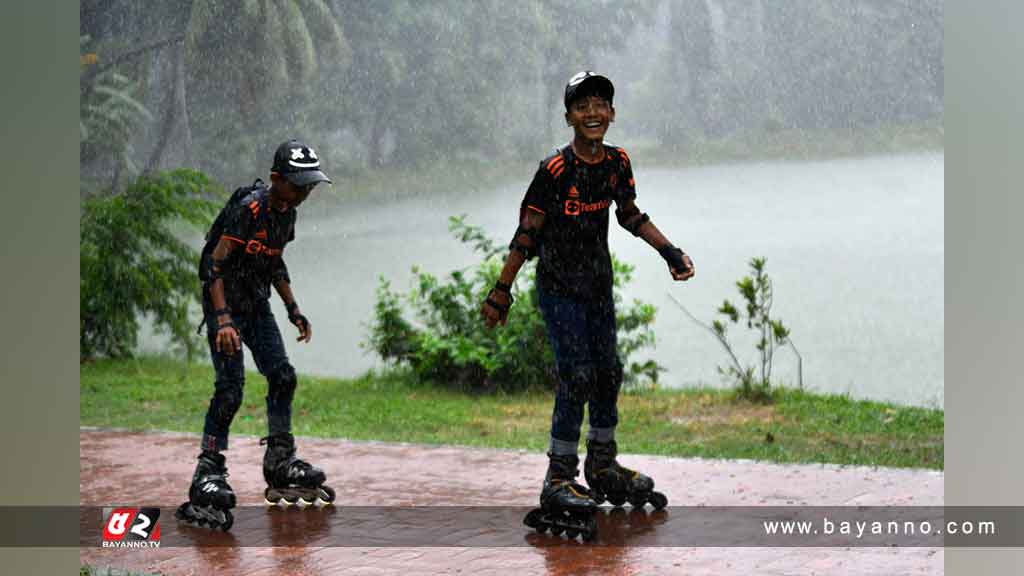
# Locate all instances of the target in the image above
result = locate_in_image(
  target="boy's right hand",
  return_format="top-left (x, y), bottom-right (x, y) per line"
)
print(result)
top-left (215, 317), bottom-right (241, 355)
top-left (481, 288), bottom-right (512, 328)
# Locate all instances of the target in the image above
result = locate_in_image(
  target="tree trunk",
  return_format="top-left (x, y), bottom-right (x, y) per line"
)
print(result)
top-left (144, 41), bottom-right (188, 174)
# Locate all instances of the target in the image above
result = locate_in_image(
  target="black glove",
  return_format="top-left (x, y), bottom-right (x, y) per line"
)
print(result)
top-left (286, 301), bottom-right (310, 332)
top-left (659, 244), bottom-right (691, 275)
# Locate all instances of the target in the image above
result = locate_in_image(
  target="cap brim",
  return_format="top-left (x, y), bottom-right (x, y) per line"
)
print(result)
top-left (284, 170), bottom-right (331, 186)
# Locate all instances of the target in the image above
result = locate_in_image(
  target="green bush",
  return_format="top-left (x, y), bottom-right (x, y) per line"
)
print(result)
top-left (366, 215), bottom-right (661, 392)
top-left (80, 169), bottom-right (220, 361)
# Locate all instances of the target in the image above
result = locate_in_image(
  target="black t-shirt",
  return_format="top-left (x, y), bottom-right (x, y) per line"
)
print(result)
top-left (521, 144), bottom-right (636, 299)
top-left (217, 186), bottom-right (296, 309)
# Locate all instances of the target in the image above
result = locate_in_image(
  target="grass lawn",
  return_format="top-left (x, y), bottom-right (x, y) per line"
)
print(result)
top-left (81, 356), bottom-right (943, 470)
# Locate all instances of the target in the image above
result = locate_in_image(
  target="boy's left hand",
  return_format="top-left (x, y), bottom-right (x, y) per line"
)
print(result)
top-left (289, 309), bottom-right (312, 342)
top-left (660, 245), bottom-right (695, 281)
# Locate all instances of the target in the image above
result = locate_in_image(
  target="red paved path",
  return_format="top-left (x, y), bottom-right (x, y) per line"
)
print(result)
top-left (80, 429), bottom-right (943, 575)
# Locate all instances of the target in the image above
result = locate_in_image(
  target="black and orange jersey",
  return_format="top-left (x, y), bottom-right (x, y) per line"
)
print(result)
top-left (521, 143), bottom-right (636, 299)
top-left (217, 185), bottom-right (296, 308)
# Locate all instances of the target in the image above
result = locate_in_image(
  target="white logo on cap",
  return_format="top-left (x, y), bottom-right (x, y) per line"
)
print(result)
top-left (288, 146), bottom-right (320, 168)
top-left (568, 71), bottom-right (592, 87)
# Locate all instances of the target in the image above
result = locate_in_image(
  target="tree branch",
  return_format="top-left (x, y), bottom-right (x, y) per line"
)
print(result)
top-left (667, 293), bottom-right (744, 377)
top-left (81, 34), bottom-right (186, 87)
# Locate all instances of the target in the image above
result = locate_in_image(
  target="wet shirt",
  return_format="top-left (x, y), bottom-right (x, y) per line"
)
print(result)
top-left (218, 187), bottom-right (296, 309)
top-left (521, 144), bottom-right (637, 299)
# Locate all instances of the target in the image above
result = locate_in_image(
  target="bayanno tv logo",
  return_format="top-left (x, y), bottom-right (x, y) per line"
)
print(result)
top-left (101, 507), bottom-right (161, 548)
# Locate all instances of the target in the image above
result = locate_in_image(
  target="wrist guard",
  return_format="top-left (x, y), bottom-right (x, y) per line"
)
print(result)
top-left (484, 282), bottom-right (514, 319)
top-left (659, 244), bottom-right (690, 273)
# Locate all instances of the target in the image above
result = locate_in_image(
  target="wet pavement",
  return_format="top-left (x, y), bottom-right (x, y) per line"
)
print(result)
top-left (80, 429), bottom-right (943, 575)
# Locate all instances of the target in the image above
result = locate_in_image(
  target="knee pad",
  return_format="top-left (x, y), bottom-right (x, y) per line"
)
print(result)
top-left (212, 383), bottom-right (243, 424)
top-left (559, 363), bottom-right (596, 403)
top-left (268, 362), bottom-right (297, 400)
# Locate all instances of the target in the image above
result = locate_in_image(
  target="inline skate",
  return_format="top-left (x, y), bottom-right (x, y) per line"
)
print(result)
top-left (584, 439), bottom-right (667, 510)
top-left (261, 433), bottom-right (335, 507)
top-left (523, 453), bottom-right (598, 541)
top-left (175, 451), bottom-right (237, 531)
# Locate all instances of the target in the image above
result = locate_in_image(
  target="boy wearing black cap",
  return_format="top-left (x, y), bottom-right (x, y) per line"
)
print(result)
top-left (482, 72), bottom-right (695, 539)
top-left (176, 139), bottom-right (336, 530)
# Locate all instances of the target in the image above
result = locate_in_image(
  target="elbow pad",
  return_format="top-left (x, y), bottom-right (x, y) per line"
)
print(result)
top-left (615, 205), bottom-right (649, 237)
top-left (509, 226), bottom-right (539, 260)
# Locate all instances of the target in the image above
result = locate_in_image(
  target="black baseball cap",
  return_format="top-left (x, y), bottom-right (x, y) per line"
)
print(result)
top-left (271, 139), bottom-right (332, 187)
top-left (564, 71), bottom-right (614, 110)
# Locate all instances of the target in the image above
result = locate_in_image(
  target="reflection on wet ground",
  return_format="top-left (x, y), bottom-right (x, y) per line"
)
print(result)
top-left (81, 429), bottom-right (943, 575)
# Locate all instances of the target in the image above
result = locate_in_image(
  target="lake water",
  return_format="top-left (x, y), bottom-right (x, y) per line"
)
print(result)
top-left (143, 152), bottom-right (943, 408)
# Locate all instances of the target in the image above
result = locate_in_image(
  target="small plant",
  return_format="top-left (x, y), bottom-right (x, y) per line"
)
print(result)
top-left (671, 257), bottom-right (792, 402)
top-left (366, 215), bottom-right (661, 392)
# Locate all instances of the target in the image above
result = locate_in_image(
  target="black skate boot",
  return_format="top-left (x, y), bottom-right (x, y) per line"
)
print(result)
top-left (584, 439), bottom-right (667, 510)
top-left (523, 453), bottom-right (598, 541)
top-left (261, 433), bottom-right (335, 507)
top-left (175, 451), bottom-right (236, 531)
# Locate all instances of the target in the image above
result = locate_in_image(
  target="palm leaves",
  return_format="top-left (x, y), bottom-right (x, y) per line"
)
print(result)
top-left (80, 35), bottom-right (153, 178)
top-left (185, 0), bottom-right (350, 111)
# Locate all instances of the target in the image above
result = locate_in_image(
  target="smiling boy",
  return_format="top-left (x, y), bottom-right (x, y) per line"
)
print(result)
top-left (482, 71), bottom-right (695, 539)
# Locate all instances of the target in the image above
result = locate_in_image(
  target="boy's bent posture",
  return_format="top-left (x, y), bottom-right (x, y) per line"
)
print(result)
top-left (176, 140), bottom-right (336, 531)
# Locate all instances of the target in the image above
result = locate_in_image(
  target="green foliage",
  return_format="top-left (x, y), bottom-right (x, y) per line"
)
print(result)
top-left (367, 215), bottom-right (661, 392)
top-left (710, 258), bottom-right (791, 402)
top-left (80, 35), bottom-right (152, 187)
top-left (80, 170), bottom-right (220, 361)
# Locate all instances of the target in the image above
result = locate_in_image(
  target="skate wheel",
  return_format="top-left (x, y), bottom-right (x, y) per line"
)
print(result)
top-left (607, 494), bottom-right (626, 507)
top-left (649, 491), bottom-right (668, 511)
top-left (523, 508), bottom-right (544, 529)
top-left (565, 528), bottom-right (579, 539)
top-left (550, 524), bottom-right (564, 536)
top-left (220, 510), bottom-right (234, 532)
top-left (264, 498), bottom-right (277, 506)
top-left (628, 495), bottom-right (646, 509)
top-left (316, 486), bottom-right (336, 506)
top-left (174, 503), bottom-right (191, 521)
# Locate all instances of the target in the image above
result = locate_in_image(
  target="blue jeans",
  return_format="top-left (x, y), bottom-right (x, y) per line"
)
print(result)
top-left (537, 286), bottom-right (623, 444)
top-left (201, 298), bottom-right (296, 451)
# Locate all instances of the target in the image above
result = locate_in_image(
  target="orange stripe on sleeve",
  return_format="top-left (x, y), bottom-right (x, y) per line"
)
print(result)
top-left (221, 235), bottom-right (245, 245)
top-left (546, 156), bottom-right (564, 173)
top-left (526, 204), bottom-right (546, 214)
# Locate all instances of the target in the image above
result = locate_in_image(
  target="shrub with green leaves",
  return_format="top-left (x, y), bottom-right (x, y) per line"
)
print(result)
top-left (80, 169), bottom-right (220, 361)
top-left (676, 257), bottom-right (792, 402)
top-left (367, 215), bottom-right (661, 392)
